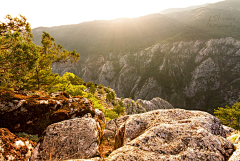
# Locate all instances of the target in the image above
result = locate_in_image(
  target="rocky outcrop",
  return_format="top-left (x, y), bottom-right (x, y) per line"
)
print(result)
top-left (106, 109), bottom-right (234, 160)
top-left (65, 158), bottom-right (101, 161)
top-left (123, 97), bottom-right (173, 115)
top-left (30, 117), bottom-right (101, 161)
top-left (228, 144), bottom-right (240, 161)
top-left (222, 125), bottom-right (236, 137)
top-left (0, 128), bottom-right (35, 161)
top-left (0, 91), bottom-right (99, 135)
top-left (103, 115), bottom-right (130, 140)
top-left (227, 132), bottom-right (240, 161)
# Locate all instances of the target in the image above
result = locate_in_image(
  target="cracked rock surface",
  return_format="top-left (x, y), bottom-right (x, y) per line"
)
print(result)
top-left (107, 109), bottom-right (234, 161)
top-left (30, 117), bottom-right (100, 161)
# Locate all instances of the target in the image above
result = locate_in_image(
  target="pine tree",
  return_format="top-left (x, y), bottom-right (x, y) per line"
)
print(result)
top-left (0, 15), bottom-right (80, 91)
top-left (28, 32), bottom-right (79, 91)
top-left (0, 15), bottom-right (39, 89)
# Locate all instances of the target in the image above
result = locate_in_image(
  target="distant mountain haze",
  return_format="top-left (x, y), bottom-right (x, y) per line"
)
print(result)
top-left (159, 3), bottom-right (210, 14)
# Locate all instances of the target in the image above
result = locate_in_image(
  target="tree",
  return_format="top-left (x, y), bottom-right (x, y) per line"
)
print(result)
top-left (28, 31), bottom-right (80, 90)
top-left (0, 15), bottom-right (39, 89)
top-left (0, 15), bottom-right (80, 91)
top-left (214, 102), bottom-right (240, 130)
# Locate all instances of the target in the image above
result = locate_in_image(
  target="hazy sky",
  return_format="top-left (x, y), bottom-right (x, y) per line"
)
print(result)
top-left (0, 0), bottom-right (223, 29)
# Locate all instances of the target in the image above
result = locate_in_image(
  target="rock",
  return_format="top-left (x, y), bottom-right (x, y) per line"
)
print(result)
top-left (105, 120), bottom-right (117, 132)
top-left (0, 91), bottom-right (98, 135)
top-left (228, 144), bottom-right (240, 161)
top-left (103, 130), bottom-right (115, 139)
top-left (65, 158), bottom-right (101, 161)
top-left (105, 115), bottom-right (129, 134)
top-left (106, 109), bottom-right (234, 161)
top-left (123, 97), bottom-right (173, 115)
top-left (228, 134), bottom-right (240, 144)
top-left (136, 97), bottom-right (174, 111)
top-left (222, 125), bottom-right (236, 137)
top-left (95, 109), bottom-right (106, 125)
top-left (51, 91), bottom-right (71, 98)
top-left (0, 128), bottom-right (35, 161)
top-left (30, 117), bottom-right (101, 161)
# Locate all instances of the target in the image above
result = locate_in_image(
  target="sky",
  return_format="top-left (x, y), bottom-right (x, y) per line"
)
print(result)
top-left (0, 0), bottom-right (223, 29)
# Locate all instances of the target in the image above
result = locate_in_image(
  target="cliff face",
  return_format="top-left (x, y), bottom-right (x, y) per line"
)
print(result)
top-left (52, 37), bottom-right (240, 113)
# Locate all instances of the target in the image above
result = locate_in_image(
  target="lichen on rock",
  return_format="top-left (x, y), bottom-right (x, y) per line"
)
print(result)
top-left (107, 109), bottom-right (234, 161)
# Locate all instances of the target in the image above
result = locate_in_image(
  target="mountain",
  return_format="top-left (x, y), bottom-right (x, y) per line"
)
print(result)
top-left (32, 0), bottom-right (240, 113)
top-left (51, 37), bottom-right (240, 114)
top-left (159, 3), bottom-right (210, 14)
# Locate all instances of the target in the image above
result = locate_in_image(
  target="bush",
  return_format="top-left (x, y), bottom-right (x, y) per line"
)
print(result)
top-left (85, 92), bottom-right (105, 111)
top-left (105, 109), bottom-right (118, 120)
top-left (86, 81), bottom-right (94, 87)
top-left (106, 91), bottom-right (115, 101)
top-left (65, 84), bottom-right (86, 96)
top-left (113, 104), bottom-right (125, 116)
top-left (89, 86), bottom-right (96, 94)
top-left (214, 102), bottom-right (240, 130)
top-left (98, 84), bottom-right (104, 89)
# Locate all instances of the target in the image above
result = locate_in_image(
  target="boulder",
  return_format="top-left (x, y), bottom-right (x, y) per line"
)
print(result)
top-left (228, 134), bottom-right (240, 144)
top-left (95, 109), bottom-right (106, 125)
top-left (65, 157), bottom-right (101, 161)
top-left (31, 117), bottom-right (101, 161)
top-left (222, 125), bottom-right (236, 137)
top-left (102, 130), bottom-right (115, 139)
top-left (107, 109), bottom-right (234, 161)
top-left (228, 144), bottom-right (240, 161)
top-left (105, 115), bottom-right (129, 134)
top-left (0, 128), bottom-right (35, 161)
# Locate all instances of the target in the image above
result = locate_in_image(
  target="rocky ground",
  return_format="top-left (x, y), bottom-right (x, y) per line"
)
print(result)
top-left (0, 90), bottom-right (240, 160)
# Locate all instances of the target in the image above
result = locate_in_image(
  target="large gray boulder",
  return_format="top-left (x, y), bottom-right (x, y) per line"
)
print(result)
top-left (107, 109), bottom-right (234, 161)
top-left (31, 117), bottom-right (101, 161)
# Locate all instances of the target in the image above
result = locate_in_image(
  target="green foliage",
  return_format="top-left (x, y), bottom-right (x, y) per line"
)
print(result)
top-left (0, 15), bottom-right (39, 89)
top-left (106, 91), bottom-right (115, 101)
top-left (113, 104), bottom-right (125, 116)
top-left (64, 72), bottom-right (84, 85)
top-left (105, 109), bottom-right (118, 120)
top-left (98, 84), bottom-right (104, 89)
top-left (97, 88), bottom-right (105, 94)
top-left (50, 72), bottom-right (83, 92)
top-left (0, 15), bottom-right (80, 91)
top-left (214, 102), bottom-right (240, 130)
top-left (27, 32), bottom-right (80, 91)
top-left (65, 84), bottom-right (86, 96)
top-left (89, 86), bottom-right (96, 94)
top-left (86, 81), bottom-right (93, 87)
top-left (84, 92), bottom-right (105, 111)
top-left (16, 132), bottom-right (40, 143)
